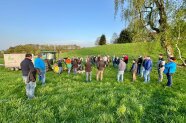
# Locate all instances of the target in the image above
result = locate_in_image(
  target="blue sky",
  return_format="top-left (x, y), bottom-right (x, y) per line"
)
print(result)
top-left (0, 0), bottom-right (126, 50)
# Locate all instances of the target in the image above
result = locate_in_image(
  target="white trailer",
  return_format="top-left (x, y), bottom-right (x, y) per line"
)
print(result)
top-left (4, 54), bottom-right (28, 70)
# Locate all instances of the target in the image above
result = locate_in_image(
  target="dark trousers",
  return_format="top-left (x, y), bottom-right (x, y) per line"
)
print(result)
top-left (137, 64), bottom-right (141, 75)
top-left (166, 74), bottom-right (172, 86)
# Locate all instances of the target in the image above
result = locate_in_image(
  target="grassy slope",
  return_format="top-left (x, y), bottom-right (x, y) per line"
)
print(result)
top-left (62, 42), bottom-right (163, 59)
top-left (0, 42), bottom-right (186, 122)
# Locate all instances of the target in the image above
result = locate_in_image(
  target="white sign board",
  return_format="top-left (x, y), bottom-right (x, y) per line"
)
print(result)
top-left (4, 54), bottom-right (26, 68)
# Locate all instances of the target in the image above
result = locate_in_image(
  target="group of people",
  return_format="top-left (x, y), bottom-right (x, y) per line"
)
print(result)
top-left (20, 53), bottom-right (177, 99)
top-left (20, 54), bottom-right (46, 99)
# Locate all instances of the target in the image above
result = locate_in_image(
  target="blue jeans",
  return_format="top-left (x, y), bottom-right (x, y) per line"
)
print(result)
top-left (22, 76), bottom-right (28, 84)
top-left (74, 68), bottom-right (77, 75)
top-left (144, 70), bottom-right (151, 82)
top-left (117, 71), bottom-right (124, 82)
top-left (26, 82), bottom-right (36, 99)
top-left (86, 72), bottom-right (92, 82)
top-left (137, 64), bottom-right (141, 75)
top-left (166, 74), bottom-right (172, 86)
top-left (58, 67), bottom-right (63, 74)
top-left (141, 67), bottom-right (145, 77)
top-left (68, 68), bottom-right (71, 74)
top-left (39, 71), bottom-right (46, 84)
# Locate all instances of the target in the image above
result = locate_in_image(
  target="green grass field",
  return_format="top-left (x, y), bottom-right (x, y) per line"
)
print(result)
top-left (0, 58), bottom-right (4, 64)
top-left (0, 42), bottom-right (186, 122)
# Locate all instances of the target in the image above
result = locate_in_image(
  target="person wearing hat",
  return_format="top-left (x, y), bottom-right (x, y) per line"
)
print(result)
top-left (130, 59), bottom-right (138, 82)
top-left (164, 57), bottom-right (177, 87)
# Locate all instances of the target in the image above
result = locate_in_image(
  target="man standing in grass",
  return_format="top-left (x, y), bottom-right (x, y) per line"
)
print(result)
top-left (141, 56), bottom-right (147, 78)
top-left (144, 56), bottom-right (153, 83)
top-left (96, 57), bottom-right (106, 81)
top-left (34, 54), bottom-right (46, 86)
top-left (73, 58), bottom-right (78, 75)
top-left (157, 54), bottom-right (165, 82)
top-left (137, 56), bottom-right (143, 75)
top-left (117, 58), bottom-right (126, 82)
top-left (164, 57), bottom-right (177, 87)
top-left (58, 59), bottom-right (63, 74)
top-left (20, 54), bottom-right (36, 99)
top-left (130, 59), bottom-right (138, 82)
top-left (66, 57), bottom-right (72, 74)
top-left (85, 57), bottom-right (92, 82)
top-left (123, 55), bottom-right (129, 71)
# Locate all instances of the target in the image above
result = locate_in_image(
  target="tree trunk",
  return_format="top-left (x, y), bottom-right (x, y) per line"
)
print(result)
top-left (176, 44), bottom-right (186, 66)
top-left (154, 0), bottom-right (174, 57)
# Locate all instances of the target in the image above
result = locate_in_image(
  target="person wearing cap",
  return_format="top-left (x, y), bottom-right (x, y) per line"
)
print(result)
top-left (34, 54), bottom-right (46, 85)
top-left (144, 56), bottom-right (153, 83)
top-left (164, 57), bottom-right (177, 87)
top-left (157, 54), bottom-right (165, 82)
top-left (117, 58), bottom-right (126, 82)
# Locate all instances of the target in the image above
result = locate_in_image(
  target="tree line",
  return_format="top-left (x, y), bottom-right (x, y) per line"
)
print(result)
top-left (0, 44), bottom-right (80, 57)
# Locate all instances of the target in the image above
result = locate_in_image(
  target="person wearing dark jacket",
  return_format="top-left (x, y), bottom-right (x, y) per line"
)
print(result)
top-left (96, 57), bottom-right (106, 81)
top-left (85, 58), bottom-right (92, 82)
top-left (144, 56), bottom-right (153, 83)
top-left (58, 59), bottom-right (63, 74)
top-left (20, 54), bottom-right (35, 84)
top-left (20, 54), bottom-right (36, 99)
top-left (73, 59), bottom-right (78, 75)
top-left (137, 56), bottom-right (143, 75)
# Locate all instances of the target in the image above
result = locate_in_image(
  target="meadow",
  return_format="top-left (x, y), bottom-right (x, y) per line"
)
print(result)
top-left (0, 42), bottom-right (186, 122)
top-left (0, 58), bottom-right (4, 64)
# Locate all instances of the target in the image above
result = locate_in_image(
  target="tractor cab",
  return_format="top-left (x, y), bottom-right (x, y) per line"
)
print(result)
top-left (41, 51), bottom-right (57, 71)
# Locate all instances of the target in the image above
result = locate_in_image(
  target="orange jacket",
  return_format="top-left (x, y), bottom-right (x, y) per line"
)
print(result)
top-left (66, 59), bottom-right (71, 64)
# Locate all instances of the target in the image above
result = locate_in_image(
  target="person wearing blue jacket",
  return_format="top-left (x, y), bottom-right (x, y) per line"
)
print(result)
top-left (164, 57), bottom-right (177, 87)
top-left (34, 54), bottom-right (46, 85)
top-left (144, 56), bottom-right (153, 83)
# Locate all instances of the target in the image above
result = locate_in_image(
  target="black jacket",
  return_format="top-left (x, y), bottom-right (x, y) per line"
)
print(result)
top-left (27, 69), bottom-right (37, 82)
top-left (20, 58), bottom-right (35, 76)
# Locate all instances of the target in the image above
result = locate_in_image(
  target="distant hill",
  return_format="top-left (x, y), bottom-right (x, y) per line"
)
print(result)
top-left (4, 44), bottom-right (81, 54)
